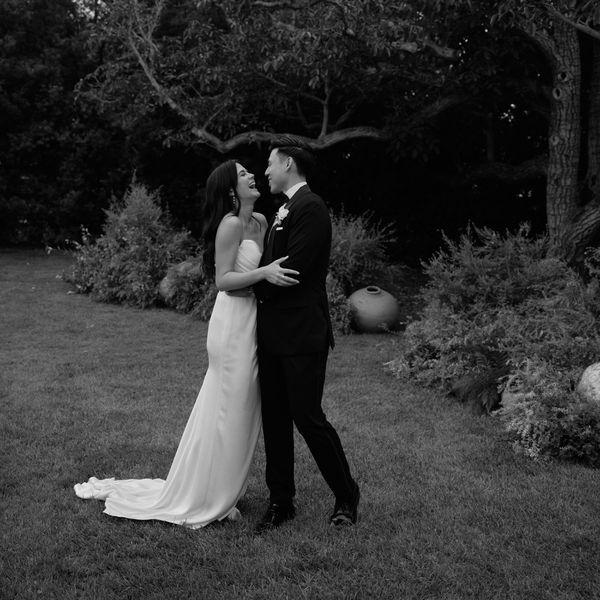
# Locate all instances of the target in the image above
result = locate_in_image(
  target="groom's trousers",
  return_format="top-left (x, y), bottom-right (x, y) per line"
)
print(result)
top-left (258, 346), bottom-right (355, 507)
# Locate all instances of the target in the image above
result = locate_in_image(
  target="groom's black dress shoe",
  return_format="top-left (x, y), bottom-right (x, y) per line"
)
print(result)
top-left (330, 483), bottom-right (360, 526)
top-left (254, 503), bottom-right (296, 534)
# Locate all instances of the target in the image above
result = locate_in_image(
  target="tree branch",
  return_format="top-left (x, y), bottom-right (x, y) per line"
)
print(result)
top-left (189, 126), bottom-right (390, 153)
top-left (320, 77), bottom-right (332, 137)
top-left (515, 21), bottom-right (557, 66)
top-left (545, 3), bottom-right (600, 42)
top-left (255, 71), bottom-right (323, 105)
top-left (423, 38), bottom-right (459, 60)
top-left (128, 34), bottom-right (194, 121)
top-left (468, 156), bottom-right (548, 182)
top-left (332, 101), bottom-right (359, 129)
top-left (127, 31), bottom-right (387, 152)
top-left (253, 0), bottom-right (341, 11)
top-left (393, 39), bottom-right (458, 60)
top-left (399, 95), bottom-right (466, 133)
top-left (130, 0), bottom-right (163, 63)
top-left (295, 98), bottom-right (316, 130)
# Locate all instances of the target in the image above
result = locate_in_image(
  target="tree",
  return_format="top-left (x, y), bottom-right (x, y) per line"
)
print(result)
top-left (491, 1), bottom-right (600, 261)
top-left (0, 0), bottom-right (129, 244)
top-left (75, 0), bottom-right (600, 262)
top-left (77, 0), bottom-right (466, 152)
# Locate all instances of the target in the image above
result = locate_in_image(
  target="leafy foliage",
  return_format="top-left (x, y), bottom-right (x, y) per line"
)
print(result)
top-left (65, 181), bottom-right (197, 307)
top-left (498, 383), bottom-right (600, 467)
top-left (77, 0), bottom-right (480, 152)
top-left (329, 211), bottom-right (396, 295)
top-left (0, 0), bottom-right (132, 245)
top-left (386, 224), bottom-right (600, 464)
top-left (326, 274), bottom-right (352, 335)
top-left (326, 210), bottom-right (396, 333)
top-left (387, 225), bottom-right (600, 388)
top-left (159, 256), bottom-right (218, 321)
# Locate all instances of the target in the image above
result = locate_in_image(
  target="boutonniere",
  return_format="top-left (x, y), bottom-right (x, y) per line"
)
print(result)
top-left (273, 205), bottom-right (289, 227)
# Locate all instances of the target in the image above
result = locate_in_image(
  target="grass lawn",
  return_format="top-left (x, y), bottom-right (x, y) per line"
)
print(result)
top-left (1, 249), bottom-right (600, 600)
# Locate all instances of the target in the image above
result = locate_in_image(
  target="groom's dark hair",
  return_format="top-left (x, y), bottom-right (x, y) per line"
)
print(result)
top-left (269, 135), bottom-right (316, 179)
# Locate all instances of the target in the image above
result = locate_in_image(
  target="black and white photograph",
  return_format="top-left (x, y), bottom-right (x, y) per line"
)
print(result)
top-left (2, 1), bottom-right (600, 598)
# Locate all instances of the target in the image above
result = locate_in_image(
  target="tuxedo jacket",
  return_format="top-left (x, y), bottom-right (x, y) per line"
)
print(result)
top-left (254, 185), bottom-right (335, 356)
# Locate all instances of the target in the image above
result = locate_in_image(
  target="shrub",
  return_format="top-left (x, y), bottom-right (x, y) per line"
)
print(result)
top-left (329, 210), bottom-right (396, 295)
top-left (158, 256), bottom-right (218, 320)
top-left (326, 274), bottom-right (352, 335)
top-left (65, 181), bottom-right (198, 307)
top-left (497, 385), bottom-right (600, 467)
top-left (386, 225), bottom-right (600, 389)
top-left (385, 224), bottom-right (600, 464)
top-left (67, 202), bottom-right (395, 329)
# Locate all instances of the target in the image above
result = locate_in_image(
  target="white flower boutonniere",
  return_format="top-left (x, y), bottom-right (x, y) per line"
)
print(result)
top-left (273, 206), bottom-right (289, 227)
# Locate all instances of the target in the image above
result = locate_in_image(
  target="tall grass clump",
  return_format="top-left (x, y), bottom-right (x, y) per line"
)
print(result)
top-left (65, 180), bottom-right (198, 307)
top-left (386, 224), bottom-right (600, 465)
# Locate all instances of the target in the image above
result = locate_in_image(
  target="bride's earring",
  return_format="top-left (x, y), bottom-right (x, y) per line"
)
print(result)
top-left (230, 189), bottom-right (238, 212)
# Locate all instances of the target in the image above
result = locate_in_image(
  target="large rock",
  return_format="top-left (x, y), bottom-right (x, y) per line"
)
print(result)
top-left (576, 362), bottom-right (600, 405)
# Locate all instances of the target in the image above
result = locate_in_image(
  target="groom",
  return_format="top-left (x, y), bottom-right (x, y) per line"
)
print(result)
top-left (253, 136), bottom-right (359, 532)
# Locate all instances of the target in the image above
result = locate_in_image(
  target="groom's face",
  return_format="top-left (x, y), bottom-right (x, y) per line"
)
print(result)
top-left (265, 149), bottom-right (290, 194)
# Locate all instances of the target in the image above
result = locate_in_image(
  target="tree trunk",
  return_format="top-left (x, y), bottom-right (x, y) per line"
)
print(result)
top-left (544, 19), bottom-right (581, 257)
top-left (556, 38), bottom-right (600, 263)
top-left (586, 39), bottom-right (600, 202)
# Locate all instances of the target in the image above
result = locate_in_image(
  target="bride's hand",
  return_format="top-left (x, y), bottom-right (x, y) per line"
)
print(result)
top-left (263, 256), bottom-right (299, 286)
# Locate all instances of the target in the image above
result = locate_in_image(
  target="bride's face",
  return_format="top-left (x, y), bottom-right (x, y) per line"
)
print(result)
top-left (236, 163), bottom-right (260, 202)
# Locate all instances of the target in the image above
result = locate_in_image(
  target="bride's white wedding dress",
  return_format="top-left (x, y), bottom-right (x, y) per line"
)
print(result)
top-left (74, 240), bottom-right (262, 528)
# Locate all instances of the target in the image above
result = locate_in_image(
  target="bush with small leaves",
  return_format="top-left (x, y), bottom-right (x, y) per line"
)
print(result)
top-left (159, 256), bottom-right (218, 320)
top-left (384, 225), bottom-right (600, 464)
top-left (386, 225), bottom-right (600, 390)
top-left (329, 210), bottom-right (396, 296)
top-left (497, 383), bottom-right (600, 467)
top-left (65, 181), bottom-right (198, 307)
top-left (326, 274), bottom-right (352, 335)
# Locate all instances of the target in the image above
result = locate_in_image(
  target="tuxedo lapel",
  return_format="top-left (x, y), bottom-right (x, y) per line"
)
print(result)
top-left (285, 184), bottom-right (310, 211)
top-left (262, 213), bottom-right (277, 265)
top-left (263, 185), bottom-right (311, 263)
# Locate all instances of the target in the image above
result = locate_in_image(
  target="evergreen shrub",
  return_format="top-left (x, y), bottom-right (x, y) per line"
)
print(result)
top-left (65, 181), bottom-right (197, 307)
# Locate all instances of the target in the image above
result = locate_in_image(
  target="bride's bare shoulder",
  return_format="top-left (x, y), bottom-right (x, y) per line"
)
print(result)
top-left (217, 213), bottom-right (242, 231)
top-left (216, 213), bottom-right (242, 243)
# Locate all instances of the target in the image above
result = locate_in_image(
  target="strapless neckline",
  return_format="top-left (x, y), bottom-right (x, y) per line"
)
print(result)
top-left (240, 239), bottom-right (261, 251)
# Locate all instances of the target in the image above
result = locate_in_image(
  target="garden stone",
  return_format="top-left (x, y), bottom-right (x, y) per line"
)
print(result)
top-left (576, 363), bottom-right (600, 405)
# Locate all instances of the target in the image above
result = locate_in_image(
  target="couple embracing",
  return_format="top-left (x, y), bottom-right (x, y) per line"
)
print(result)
top-left (75, 137), bottom-right (360, 532)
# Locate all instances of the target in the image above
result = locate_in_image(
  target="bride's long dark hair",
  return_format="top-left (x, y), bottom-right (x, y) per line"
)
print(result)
top-left (201, 160), bottom-right (240, 280)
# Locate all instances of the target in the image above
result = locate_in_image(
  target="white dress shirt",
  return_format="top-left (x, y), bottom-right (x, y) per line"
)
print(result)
top-left (283, 181), bottom-right (308, 201)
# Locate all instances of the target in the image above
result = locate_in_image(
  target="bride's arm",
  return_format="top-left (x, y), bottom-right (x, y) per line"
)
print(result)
top-left (214, 216), bottom-right (298, 292)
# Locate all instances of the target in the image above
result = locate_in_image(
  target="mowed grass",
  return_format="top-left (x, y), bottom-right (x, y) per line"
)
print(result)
top-left (1, 249), bottom-right (600, 600)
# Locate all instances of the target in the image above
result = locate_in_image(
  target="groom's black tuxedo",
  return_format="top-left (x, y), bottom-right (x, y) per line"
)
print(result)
top-left (254, 184), bottom-right (355, 509)
top-left (254, 184), bottom-right (334, 354)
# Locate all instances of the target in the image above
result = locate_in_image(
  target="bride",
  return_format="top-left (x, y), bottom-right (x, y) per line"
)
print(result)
top-left (74, 160), bottom-right (299, 528)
